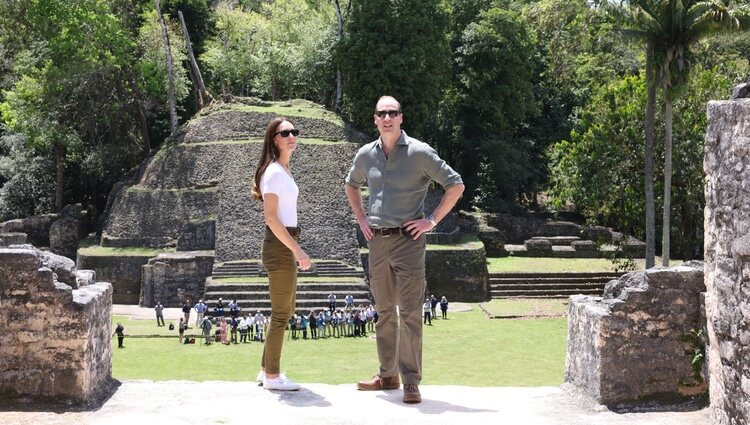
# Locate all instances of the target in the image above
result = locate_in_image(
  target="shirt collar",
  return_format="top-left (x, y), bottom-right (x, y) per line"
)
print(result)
top-left (377, 131), bottom-right (409, 150)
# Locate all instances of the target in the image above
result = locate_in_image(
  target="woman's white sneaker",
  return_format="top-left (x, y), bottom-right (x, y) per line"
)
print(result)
top-left (263, 374), bottom-right (301, 391)
top-left (256, 370), bottom-right (265, 384)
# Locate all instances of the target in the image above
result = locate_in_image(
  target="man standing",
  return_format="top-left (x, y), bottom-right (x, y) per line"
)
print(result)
top-left (201, 315), bottom-right (212, 345)
top-left (182, 299), bottom-right (191, 327)
top-left (345, 95), bottom-right (464, 404)
top-left (194, 299), bottom-right (207, 328)
top-left (114, 323), bottom-right (125, 348)
top-left (154, 301), bottom-right (165, 326)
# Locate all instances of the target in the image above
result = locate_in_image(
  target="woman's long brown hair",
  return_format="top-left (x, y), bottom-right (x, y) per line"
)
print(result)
top-left (252, 117), bottom-right (291, 201)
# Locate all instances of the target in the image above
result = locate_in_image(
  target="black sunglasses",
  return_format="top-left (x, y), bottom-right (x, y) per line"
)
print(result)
top-left (375, 110), bottom-right (401, 119)
top-left (274, 129), bottom-right (300, 137)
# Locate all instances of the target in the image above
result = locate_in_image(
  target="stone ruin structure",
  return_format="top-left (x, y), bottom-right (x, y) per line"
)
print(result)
top-left (565, 264), bottom-right (705, 405)
top-left (704, 93), bottom-right (750, 423)
top-left (81, 98), bottom-right (488, 310)
top-left (0, 247), bottom-right (114, 405)
top-left (474, 213), bottom-right (646, 258)
top-left (0, 204), bottom-right (94, 258)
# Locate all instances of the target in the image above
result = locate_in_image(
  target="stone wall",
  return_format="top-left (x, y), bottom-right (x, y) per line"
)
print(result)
top-left (141, 251), bottom-right (214, 307)
top-left (77, 252), bottom-right (154, 304)
top-left (0, 249), bottom-right (114, 405)
top-left (425, 245), bottom-right (489, 302)
top-left (564, 264), bottom-right (705, 406)
top-left (704, 98), bottom-right (750, 424)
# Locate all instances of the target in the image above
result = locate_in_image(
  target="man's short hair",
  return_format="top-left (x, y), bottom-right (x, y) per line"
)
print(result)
top-left (376, 95), bottom-right (401, 111)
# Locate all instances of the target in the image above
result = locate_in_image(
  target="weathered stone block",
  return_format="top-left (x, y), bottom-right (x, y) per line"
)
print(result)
top-left (565, 264), bottom-right (705, 405)
top-left (49, 216), bottom-right (81, 260)
top-left (77, 252), bottom-right (154, 304)
top-left (0, 248), bottom-right (114, 406)
top-left (424, 245), bottom-right (489, 303)
top-left (525, 238), bottom-right (552, 255)
top-left (141, 251), bottom-right (214, 307)
top-left (0, 232), bottom-right (27, 246)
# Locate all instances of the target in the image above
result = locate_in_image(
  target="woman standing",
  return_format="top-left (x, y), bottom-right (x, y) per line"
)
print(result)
top-left (252, 117), bottom-right (311, 391)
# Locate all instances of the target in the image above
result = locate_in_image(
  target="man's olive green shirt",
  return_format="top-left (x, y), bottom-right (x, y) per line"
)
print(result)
top-left (346, 131), bottom-right (463, 229)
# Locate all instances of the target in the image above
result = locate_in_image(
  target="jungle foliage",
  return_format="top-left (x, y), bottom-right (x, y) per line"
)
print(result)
top-left (0, 0), bottom-right (748, 259)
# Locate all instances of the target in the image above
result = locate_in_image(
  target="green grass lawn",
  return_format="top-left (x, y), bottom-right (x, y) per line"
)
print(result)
top-left (486, 256), bottom-right (683, 273)
top-left (111, 307), bottom-right (567, 387)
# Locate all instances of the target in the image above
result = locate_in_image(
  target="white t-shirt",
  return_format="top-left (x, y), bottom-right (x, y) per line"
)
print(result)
top-left (260, 162), bottom-right (298, 226)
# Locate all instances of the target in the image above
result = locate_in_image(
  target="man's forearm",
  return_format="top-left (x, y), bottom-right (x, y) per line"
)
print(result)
top-left (345, 184), bottom-right (367, 220)
top-left (430, 184), bottom-right (465, 223)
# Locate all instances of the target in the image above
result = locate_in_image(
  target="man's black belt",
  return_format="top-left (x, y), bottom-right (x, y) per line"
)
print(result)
top-left (372, 227), bottom-right (407, 237)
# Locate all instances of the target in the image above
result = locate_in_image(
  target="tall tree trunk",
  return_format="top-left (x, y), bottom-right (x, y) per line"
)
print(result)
top-left (138, 102), bottom-right (151, 156)
top-left (155, 0), bottom-right (178, 135)
top-left (644, 40), bottom-right (656, 268)
top-left (55, 143), bottom-right (64, 212)
top-left (178, 11), bottom-right (211, 108)
top-left (661, 92), bottom-right (673, 266)
top-left (333, 0), bottom-right (345, 114)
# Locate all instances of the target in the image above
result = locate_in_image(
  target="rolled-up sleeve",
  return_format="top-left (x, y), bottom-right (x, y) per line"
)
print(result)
top-left (421, 146), bottom-right (463, 189)
top-left (345, 149), bottom-right (367, 188)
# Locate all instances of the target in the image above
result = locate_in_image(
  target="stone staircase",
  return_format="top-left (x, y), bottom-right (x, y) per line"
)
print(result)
top-left (489, 271), bottom-right (626, 298)
top-left (212, 260), bottom-right (364, 278)
top-left (205, 260), bottom-right (369, 315)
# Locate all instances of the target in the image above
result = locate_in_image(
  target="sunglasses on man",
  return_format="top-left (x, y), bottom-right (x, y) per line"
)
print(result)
top-left (375, 110), bottom-right (401, 119)
top-left (274, 129), bottom-right (300, 137)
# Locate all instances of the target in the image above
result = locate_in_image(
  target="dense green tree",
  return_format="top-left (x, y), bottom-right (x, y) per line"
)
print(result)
top-left (548, 63), bottom-right (746, 259)
top-left (437, 6), bottom-right (538, 211)
top-left (0, 0), bottom-right (148, 214)
top-left (610, 0), bottom-right (750, 265)
top-left (202, 0), bottom-right (335, 104)
top-left (338, 0), bottom-right (450, 139)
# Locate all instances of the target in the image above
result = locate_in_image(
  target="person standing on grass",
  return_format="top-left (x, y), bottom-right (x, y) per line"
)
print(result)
top-left (423, 298), bottom-right (432, 325)
top-left (239, 316), bottom-right (249, 343)
top-left (251, 117), bottom-right (311, 391)
top-left (114, 323), bottom-right (125, 348)
top-left (182, 299), bottom-right (191, 327)
top-left (178, 318), bottom-right (187, 343)
top-left (440, 296), bottom-right (449, 319)
top-left (201, 315), bottom-right (212, 345)
top-left (195, 299), bottom-right (207, 328)
top-left (154, 301), bottom-right (165, 326)
top-left (345, 95), bottom-right (464, 404)
top-left (430, 295), bottom-right (438, 319)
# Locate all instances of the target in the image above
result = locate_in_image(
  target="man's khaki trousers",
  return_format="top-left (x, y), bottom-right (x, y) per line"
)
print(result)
top-left (368, 232), bottom-right (426, 385)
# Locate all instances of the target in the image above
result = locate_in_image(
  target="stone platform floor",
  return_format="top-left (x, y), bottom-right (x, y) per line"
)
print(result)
top-left (0, 381), bottom-right (708, 425)
top-left (2, 305), bottom-right (710, 424)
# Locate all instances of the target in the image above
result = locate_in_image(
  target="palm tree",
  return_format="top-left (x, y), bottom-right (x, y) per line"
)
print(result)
top-left (609, 0), bottom-right (749, 267)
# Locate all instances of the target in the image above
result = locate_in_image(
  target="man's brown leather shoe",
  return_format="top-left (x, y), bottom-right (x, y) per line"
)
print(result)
top-left (403, 384), bottom-right (421, 403)
top-left (356, 374), bottom-right (400, 391)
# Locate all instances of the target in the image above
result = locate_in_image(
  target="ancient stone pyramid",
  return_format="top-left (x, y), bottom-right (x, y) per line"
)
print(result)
top-left (101, 98), bottom-right (369, 265)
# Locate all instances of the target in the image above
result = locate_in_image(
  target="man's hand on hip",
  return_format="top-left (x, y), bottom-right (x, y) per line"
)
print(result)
top-left (403, 218), bottom-right (435, 240)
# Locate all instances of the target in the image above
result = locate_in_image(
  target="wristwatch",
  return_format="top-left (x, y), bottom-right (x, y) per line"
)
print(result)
top-left (427, 214), bottom-right (437, 228)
